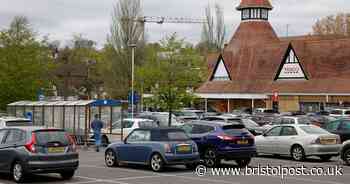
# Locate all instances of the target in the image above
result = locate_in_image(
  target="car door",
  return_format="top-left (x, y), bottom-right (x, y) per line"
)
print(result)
top-left (0, 129), bottom-right (25, 171)
top-left (118, 130), bottom-right (151, 163)
top-left (189, 124), bottom-right (215, 152)
top-left (0, 129), bottom-right (9, 171)
top-left (277, 126), bottom-right (298, 155)
top-left (257, 126), bottom-right (282, 154)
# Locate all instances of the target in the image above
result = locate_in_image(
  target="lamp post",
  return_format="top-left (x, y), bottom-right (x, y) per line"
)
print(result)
top-left (129, 43), bottom-right (137, 120)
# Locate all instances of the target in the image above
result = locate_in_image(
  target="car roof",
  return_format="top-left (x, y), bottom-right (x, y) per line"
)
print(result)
top-left (123, 118), bottom-right (154, 122)
top-left (0, 126), bottom-right (63, 132)
top-left (188, 120), bottom-right (232, 126)
top-left (134, 127), bottom-right (184, 131)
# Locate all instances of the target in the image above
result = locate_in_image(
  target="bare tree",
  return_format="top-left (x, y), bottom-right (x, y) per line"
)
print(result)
top-left (200, 3), bottom-right (226, 52)
top-left (103, 0), bottom-right (145, 99)
top-left (313, 13), bottom-right (350, 36)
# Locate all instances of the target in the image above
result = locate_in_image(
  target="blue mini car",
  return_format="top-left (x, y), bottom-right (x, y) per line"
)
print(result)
top-left (104, 127), bottom-right (200, 172)
top-left (182, 121), bottom-right (256, 167)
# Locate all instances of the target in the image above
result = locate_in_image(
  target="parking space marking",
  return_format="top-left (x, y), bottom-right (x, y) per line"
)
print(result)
top-left (75, 176), bottom-right (130, 184)
top-left (115, 175), bottom-right (166, 181)
top-left (65, 180), bottom-right (98, 184)
top-left (171, 175), bottom-right (241, 184)
top-left (272, 175), bottom-right (345, 184)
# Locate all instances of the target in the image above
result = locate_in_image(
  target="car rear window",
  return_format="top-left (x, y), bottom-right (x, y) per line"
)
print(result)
top-left (222, 125), bottom-right (248, 135)
top-left (299, 126), bottom-right (329, 134)
top-left (153, 130), bottom-right (190, 141)
top-left (34, 130), bottom-right (69, 146)
top-left (5, 120), bottom-right (32, 126)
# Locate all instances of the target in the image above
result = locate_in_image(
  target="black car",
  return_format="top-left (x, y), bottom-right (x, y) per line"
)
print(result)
top-left (0, 127), bottom-right (79, 182)
top-left (322, 118), bottom-right (350, 165)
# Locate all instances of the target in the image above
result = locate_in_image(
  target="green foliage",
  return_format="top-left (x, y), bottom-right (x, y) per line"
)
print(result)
top-left (136, 34), bottom-right (206, 126)
top-left (0, 16), bottom-right (54, 110)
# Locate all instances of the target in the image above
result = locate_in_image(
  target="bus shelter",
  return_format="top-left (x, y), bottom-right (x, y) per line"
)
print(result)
top-left (7, 100), bottom-right (124, 140)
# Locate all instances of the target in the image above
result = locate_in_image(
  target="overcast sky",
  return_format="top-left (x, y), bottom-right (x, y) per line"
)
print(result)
top-left (1, 0), bottom-right (349, 47)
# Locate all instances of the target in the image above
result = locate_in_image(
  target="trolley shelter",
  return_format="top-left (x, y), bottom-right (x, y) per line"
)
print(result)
top-left (7, 100), bottom-right (124, 138)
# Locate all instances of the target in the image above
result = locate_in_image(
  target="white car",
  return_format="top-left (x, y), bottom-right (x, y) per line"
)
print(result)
top-left (262, 116), bottom-right (311, 131)
top-left (0, 116), bottom-right (32, 128)
top-left (112, 118), bottom-right (157, 137)
top-left (329, 108), bottom-right (350, 118)
top-left (255, 124), bottom-right (341, 161)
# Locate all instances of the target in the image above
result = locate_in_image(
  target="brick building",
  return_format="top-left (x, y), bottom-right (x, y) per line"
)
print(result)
top-left (196, 0), bottom-right (350, 113)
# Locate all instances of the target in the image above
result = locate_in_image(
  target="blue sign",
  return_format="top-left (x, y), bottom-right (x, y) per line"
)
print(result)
top-left (128, 91), bottom-right (140, 105)
top-left (91, 99), bottom-right (122, 107)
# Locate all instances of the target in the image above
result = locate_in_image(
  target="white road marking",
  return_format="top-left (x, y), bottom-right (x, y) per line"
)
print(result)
top-left (272, 175), bottom-right (345, 184)
top-left (75, 176), bottom-right (129, 184)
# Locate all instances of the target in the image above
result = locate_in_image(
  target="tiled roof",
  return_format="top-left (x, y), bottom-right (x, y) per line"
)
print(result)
top-left (236, 0), bottom-right (273, 10)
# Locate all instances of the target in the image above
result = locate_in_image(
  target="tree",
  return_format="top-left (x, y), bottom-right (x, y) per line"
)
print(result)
top-left (137, 34), bottom-right (206, 126)
top-left (313, 13), bottom-right (350, 36)
top-left (199, 3), bottom-right (226, 53)
top-left (103, 0), bottom-right (145, 99)
top-left (0, 16), bottom-right (54, 110)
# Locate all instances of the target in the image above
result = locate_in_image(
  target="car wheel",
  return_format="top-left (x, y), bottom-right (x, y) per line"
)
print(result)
top-left (150, 153), bottom-right (164, 172)
top-left (291, 145), bottom-right (305, 161)
top-left (12, 161), bottom-right (25, 183)
top-left (319, 155), bottom-right (332, 162)
top-left (60, 170), bottom-right (75, 180)
top-left (236, 158), bottom-right (251, 168)
top-left (105, 149), bottom-right (119, 167)
top-left (203, 148), bottom-right (219, 168)
top-left (343, 148), bottom-right (350, 166)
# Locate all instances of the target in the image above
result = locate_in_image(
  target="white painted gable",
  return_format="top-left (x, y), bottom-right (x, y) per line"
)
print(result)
top-left (276, 47), bottom-right (307, 80)
top-left (212, 58), bottom-right (230, 81)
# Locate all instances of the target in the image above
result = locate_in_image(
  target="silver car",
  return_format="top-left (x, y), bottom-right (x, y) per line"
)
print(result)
top-left (255, 124), bottom-right (341, 161)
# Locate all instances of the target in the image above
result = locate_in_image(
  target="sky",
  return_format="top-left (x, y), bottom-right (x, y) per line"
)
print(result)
top-left (0, 0), bottom-right (349, 47)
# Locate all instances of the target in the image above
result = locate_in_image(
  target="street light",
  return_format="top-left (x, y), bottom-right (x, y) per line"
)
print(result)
top-left (128, 43), bottom-right (137, 120)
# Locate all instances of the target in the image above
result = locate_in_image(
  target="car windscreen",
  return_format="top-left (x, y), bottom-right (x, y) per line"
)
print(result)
top-left (153, 130), bottom-right (190, 141)
top-left (5, 120), bottom-right (32, 126)
top-left (222, 125), bottom-right (248, 135)
top-left (299, 126), bottom-right (329, 134)
top-left (34, 130), bottom-right (69, 146)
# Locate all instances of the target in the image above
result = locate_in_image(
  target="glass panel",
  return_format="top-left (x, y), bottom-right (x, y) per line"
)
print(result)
top-left (44, 106), bottom-right (53, 127)
top-left (33, 106), bottom-right (43, 126)
top-left (101, 106), bottom-right (111, 134)
top-left (77, 107), bottom-right (86, 135)
top-left (65, 107), bottom-right (74, 133)
top-left (16, 107), bottom-right (25, 118)
top-left (24, 107), bottom-right (33, 122)
top-left (53, 107), bottom-right (63, 128)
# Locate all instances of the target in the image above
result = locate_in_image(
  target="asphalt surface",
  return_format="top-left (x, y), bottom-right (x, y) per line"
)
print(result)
top-left (0, 148), bottom-right (349, 184)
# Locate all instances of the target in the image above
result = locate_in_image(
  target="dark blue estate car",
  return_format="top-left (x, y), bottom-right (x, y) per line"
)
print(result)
top-left (182, 121), bottom-right (256, 167)
top-left (104, 128), bottom-right (200, 172)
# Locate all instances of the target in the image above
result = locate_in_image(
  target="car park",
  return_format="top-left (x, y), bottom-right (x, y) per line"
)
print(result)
top-left (0, 126), bottom-right (78, 182)
top-left (255, 124), bottom-right (341, 161)
top-left (104, 127), bottom-right (199, 172)
top-left (182, 121), bottom-right (256, 167)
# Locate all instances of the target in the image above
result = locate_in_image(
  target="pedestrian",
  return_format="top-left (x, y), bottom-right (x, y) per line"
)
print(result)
top-left (91, 114), bottom-right (104, 152)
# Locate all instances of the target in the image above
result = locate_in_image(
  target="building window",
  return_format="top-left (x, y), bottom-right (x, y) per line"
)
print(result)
top-left (242, 9), bottom-right (250, 20)
top-left (261, 9), bottom-right (268, 19)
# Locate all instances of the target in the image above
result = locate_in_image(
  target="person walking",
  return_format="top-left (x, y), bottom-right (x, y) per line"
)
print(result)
top-left (91, 114), bottom-right (104, 152)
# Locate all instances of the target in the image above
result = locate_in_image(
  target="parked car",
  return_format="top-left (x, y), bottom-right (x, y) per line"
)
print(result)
top-left (182, 121), bottom-right (256, 167)
top-left (0, 117), bottom-right (32, 128)
top-left (322, 118), bottom-right (350, 143)
top-left (249, 114), bottom-right (278, 126)
top-left (173, 111), bottom-right (199, 122)
top-left (104, 127), bottom-right (200, 172)
top-left (0, 126), bottom-right (78, 182)
top-left (181, 109), bottom-right (205, 119)
top-left (137, 112), bottom-right (184, 127)
top-left (329, 108), bottom-right (350, 118)
top-left (255, 124), bottom-right (341, 161)
top-left (111, 118), bottom-right (157, 137)
top-left (262, 116), bottom-right (312, 130)
top-left (307, 115), bottom-right (337, 127)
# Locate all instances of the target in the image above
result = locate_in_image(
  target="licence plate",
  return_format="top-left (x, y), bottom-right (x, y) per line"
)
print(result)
top-left (177, 145), bottom-right (191, 152)
top-left (237, 140), bottom-right (249, 145)
top-left (320, 139), bottom-right (336, 145)
top-left (48, 147), bottom-right (65, 153)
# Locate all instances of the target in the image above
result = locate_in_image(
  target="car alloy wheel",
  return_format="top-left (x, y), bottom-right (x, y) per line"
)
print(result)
top-left (13, 162), bottom-right (25, 182)
top-left (344, 149), bottom-right (350, 165)
top-left (150, 154), bottom-right (163, 172)
top-left (291, 146), bottom-right (305, 161)
top-left (204, 148), bottom-right (218, 167)
top-left (105, 150), bottom-right (118, 167)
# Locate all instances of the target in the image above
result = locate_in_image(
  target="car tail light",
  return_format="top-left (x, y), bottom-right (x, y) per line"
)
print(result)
top-left (311, 137), bottom-right (321, 144)
top-left (217, 134), bottom-right (236, 141)
top-left (164, 143), bottom-right (172, 153)
top-left (66, 133), bottom-right (77, 152)
top-left (25, 133), bottom-right (37, 153)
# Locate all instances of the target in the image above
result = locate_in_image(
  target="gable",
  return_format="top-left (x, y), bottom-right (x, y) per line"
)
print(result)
top-left (210, 55), bottom-right (231, 81)
top-left (274, 43), bottom-right (308, 81)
